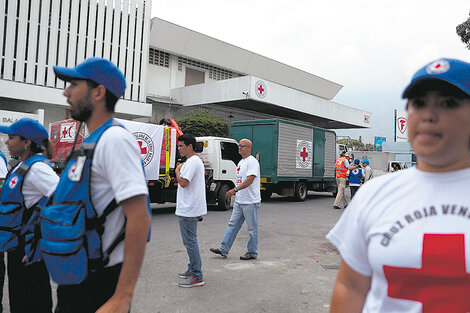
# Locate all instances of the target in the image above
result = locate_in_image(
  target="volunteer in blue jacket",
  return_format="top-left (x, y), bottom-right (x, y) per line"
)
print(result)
top-left (346, 159), bottom-right (364, 199)
top-left (50, 57), bottom-right (150, 313)
top-left (0, 118), bottom-right (58, 313)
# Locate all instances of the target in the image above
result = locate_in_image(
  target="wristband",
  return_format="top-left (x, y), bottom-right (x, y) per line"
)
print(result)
top-left (234, 187), bottom-right (238, 193)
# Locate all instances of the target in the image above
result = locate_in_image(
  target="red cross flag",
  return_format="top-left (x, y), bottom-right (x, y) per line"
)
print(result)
top-left (60, 123), bottom-right (77, 142)
top-left (296, 140), bottom-right (312, 169)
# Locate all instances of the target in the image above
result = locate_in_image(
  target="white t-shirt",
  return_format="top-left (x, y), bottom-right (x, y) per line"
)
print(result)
top-left (326, 167), bottom-right (470, 313)
top-left (0, 155), bottom-right (7, 179)
top-left (235, 155), bottom-right (261, 204)
top-left (363, 165), bottom-right (373, 182)
top-left (10, 155), bottom-right (59, 209)
top-left (90, 126), bottom-right (149, 267)
top-left (175, 155), bottom-right (207, 217)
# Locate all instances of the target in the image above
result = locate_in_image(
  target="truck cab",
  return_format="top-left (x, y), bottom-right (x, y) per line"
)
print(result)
top-left (196, 137), bottom-right (240, 210)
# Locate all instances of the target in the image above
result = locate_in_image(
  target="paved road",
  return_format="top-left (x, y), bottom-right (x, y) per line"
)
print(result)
top-left (1, 191), bottom-right (346, 313)
top-left (134, 192), bottom-right (344, 313)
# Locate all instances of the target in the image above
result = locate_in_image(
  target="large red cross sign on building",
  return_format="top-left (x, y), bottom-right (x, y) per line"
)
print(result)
top-left (383, 234), bottom-right (470, 313)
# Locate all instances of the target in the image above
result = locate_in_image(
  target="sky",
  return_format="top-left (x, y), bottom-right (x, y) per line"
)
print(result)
top-left (151, 0), bottom-right (470, 144)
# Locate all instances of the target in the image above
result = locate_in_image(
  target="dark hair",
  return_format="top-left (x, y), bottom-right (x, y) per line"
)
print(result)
top-left (86, 80), bottom-right (119, 113)
top-left (405, 80), bottom-right (470, 100)
top-left (22, 136), bottom-right (54, 159)
top-left (178, 133), bottom-right (196, 150)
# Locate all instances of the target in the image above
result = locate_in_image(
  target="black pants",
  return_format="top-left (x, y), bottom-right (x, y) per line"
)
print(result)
top-left (350, 186), bottom-right (360, 199)
top-left (7, 248), bottom-right (52, 313)
top-left (0, 252), bottom-right (5, 313)
top-left (55, 263), bottom-right (123, 313)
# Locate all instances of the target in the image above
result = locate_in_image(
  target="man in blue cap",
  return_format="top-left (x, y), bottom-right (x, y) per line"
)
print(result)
top-left (49, 58), bottom-right (150, 313)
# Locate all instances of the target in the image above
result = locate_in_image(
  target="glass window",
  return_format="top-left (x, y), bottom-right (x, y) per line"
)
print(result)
top-left (221, 142), bottom-right (241, 165)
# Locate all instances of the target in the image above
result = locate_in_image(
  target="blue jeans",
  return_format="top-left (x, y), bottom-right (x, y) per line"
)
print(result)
top-left (219, 202), bottom-right (260, 258)
top-left (178, 216), bottom-right (203, 280)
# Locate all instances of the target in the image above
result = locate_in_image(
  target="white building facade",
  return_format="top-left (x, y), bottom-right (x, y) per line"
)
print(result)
top-left (1, 1), bottom-right (370, 157)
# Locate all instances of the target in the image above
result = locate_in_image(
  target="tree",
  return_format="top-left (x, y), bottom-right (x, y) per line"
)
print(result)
top-left (337, 139), bottom-right (374, 151)
top-left (176, 108), bottom-right (230, 137)
top-left (457, 11), bottom-right (470, 50)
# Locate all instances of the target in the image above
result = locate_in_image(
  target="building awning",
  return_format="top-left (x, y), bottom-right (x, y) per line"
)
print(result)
top-left (170, 76), bottom-right (371, 129)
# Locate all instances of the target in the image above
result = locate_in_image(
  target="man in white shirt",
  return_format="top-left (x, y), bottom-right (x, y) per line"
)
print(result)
top-left (362, 160), bottom-right (373, 182)
top-left (210, 139), bottom-right (261, 260)
top-left (175, 133), bottom-right (207, 288)
top-left (52, 57), bottom-right (150, 313)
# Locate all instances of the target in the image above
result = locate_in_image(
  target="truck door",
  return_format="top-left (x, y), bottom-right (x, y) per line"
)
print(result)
top-left (313, 131), bottom-right (325, 176)
top-left (219, 141), bottom-right (240, 182)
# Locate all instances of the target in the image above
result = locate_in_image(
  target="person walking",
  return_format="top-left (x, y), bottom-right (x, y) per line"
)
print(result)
top-left (333, 152), bottom-right (358, 209)
top-left (327, 58), bottom-right (470, 312)
top-left (0, 118), bottom-right (58, 313)
top-left (210, 139), bottom-right (261, 260)
top-left (346, 159), bottom-right (364, 199)
top-left (361, 160), bottom-right (373, 182)
top-left (43, 57), bottom-right (151, 313)
top-left (175, 133), bottom-right (207, 288)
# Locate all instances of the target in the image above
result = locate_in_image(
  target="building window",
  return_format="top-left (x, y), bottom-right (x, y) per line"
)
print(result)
top-left (149, 48), bottom-right (170, 67)
top-left (185, 67), bottom-right (205, 86)
top-left (177, 57), bottom-right (236, 80)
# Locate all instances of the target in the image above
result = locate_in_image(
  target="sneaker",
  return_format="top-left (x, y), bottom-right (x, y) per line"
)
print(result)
top-left (178, 270), bottom-right (190, 279)
top-left (178, 275), bottom-right (204, 288)
top-left (209, 248), bottom-right (227, 258)
top-left (240, 252), bottom-right (256, 260)
top-left (333, 206), bottom-right (341, 210)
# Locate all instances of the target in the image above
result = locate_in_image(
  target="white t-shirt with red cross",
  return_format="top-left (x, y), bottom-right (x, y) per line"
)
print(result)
top-left (235, 155), bottom-right (261, 204)
top-left (327, 166), bottom-right (470, 313)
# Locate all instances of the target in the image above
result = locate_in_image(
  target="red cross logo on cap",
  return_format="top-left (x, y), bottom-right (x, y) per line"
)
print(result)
top-left (9, 176), bottom-right (18, 189)
top-left (383, 234), bottom-right (470, 313)
top-left (426, 60), bottom-right (450, 74)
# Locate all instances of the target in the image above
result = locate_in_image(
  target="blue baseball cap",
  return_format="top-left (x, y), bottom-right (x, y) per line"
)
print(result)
top-left (53, 57), bottom-right (126, 98)
top-left (402, 58), bottom-right (470, 99)
top-left (362, 159), bottom-right (369, 165)
top-left (0, 118), bottom-right (48, 146)
top-left (354, 159), bottom-right (360, 165)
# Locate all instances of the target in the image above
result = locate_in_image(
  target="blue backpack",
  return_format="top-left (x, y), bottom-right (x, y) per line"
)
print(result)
top-left (0, 155), bottom-right (48, 253)
top-left (40, 119), bottom-right (150, 285)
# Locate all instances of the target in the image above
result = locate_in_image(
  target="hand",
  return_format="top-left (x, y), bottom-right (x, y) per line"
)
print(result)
top-left (176, 162), bottom-right (183, 171)
top-left (226, 189), bottom-right (236, 198)
top-left (96, 295), bottom-right (132, 313)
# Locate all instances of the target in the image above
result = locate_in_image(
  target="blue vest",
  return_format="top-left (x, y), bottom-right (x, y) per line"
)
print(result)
top-left (40, 119), bottom-right (150, 285)
top-left (0, 155), bottom-right (47, 252)
top-left (348, 168), bottom-right (363, 184)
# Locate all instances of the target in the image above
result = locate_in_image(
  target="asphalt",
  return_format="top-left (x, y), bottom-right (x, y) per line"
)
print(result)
top-left (1, 191), bottom-right (346, 313)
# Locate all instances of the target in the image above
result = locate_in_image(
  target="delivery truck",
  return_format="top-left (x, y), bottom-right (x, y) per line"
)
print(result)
top-left (230, 119), bottom-right (337, 201)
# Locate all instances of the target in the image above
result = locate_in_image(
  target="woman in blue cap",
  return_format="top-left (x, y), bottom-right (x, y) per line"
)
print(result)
top-left (0, 118), bottom-right (58, 313)
top-left (327, 58), bottom-right (470, 312)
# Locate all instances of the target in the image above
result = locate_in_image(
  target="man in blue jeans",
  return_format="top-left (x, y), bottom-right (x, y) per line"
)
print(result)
top-left (210, 138), bottom-right (261, 260)
top-left (175, 134), bottom-right (207, 287)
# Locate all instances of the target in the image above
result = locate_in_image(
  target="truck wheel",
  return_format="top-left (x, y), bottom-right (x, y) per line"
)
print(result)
top-left (294, 182), bottom-right (307, 202)
top-left (217, 184), bottom-right (233, 211)
top-left (261, 189), bottom-right (272, 202)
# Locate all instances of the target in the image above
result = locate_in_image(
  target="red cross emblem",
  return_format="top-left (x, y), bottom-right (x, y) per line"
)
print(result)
top-left (426, 60), bottom-right (450, 74)
top-left (9, 176), bottom-right (18, 189)
top-left (237, 166), bottom-right (241, 173)
top-left (62, 127), bottom-right (69, 138)
top-left (257, 84), bottom-right (264, 95)
top-left (255, 80), bottom-right (267, 98)
top-left (138, 141), bottom-right (147, 154)
top-left (300, 147), bottom-right (309, 162)
top-left (364, 115), bottom-right (370, 124)
top-left (383, 234), bottom-right (470, 313)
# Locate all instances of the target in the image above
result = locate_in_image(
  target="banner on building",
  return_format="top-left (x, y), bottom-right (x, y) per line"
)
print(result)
top-left (395, 109), bottom-right (408, 142)
top-left (374, 136), bottom-right (386, 151)
top-left (117, 119), bottom-right (164, 180)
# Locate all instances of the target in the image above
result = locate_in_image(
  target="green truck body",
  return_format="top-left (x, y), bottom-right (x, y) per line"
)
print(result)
top-left (230, 119), bottom-right (337, 201)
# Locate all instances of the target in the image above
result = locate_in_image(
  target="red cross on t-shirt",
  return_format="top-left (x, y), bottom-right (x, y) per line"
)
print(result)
top-left (383, 233), bottom-right (470, 313)
top-left (258, 84), bottom-right (264, 94)
top-left (300, 147), bottom-right (308, 162)
top-left (138, 141), bottom-right (147, 154)
top-left (62, 127), bottom-right (69, 138)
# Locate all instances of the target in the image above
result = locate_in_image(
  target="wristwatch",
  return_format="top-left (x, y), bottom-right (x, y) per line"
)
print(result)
top-left (234, 187), bottom-right (239, 193)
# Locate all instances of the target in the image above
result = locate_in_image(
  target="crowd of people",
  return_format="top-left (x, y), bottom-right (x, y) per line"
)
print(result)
top-left (0, 55), bottom-right (468, 313)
